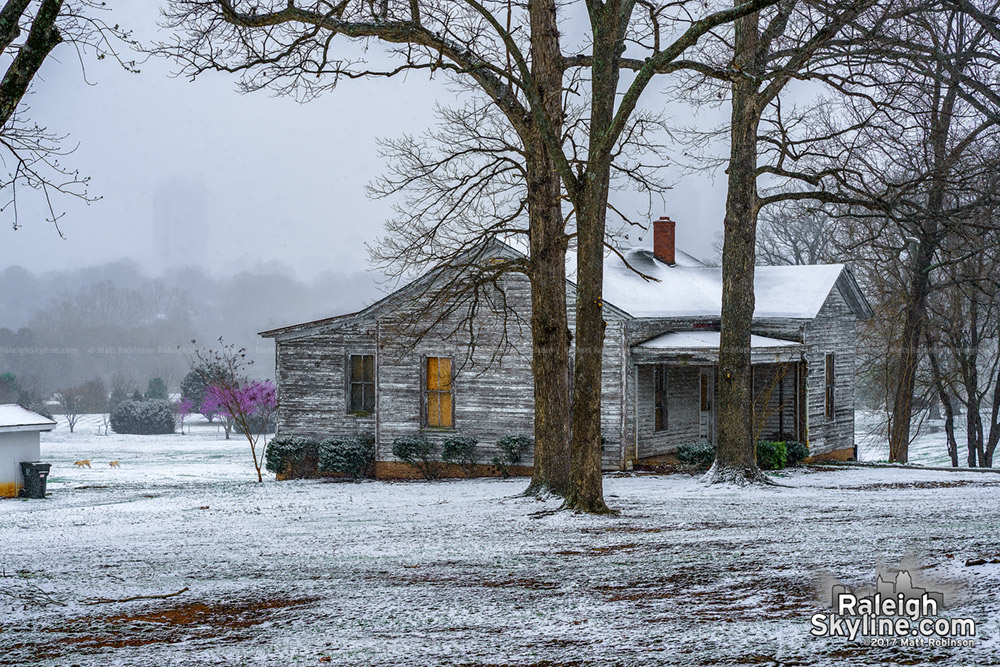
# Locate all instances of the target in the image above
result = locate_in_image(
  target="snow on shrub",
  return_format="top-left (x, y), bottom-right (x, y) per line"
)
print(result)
top-left (265, 435), bottom-right (317, 478)
top-left (110, 399), bottom-right (175, 435)
top-left (318, 435), bottom-right (375, 480)
top-left (492, 434), bottom-right (531, 477)
top-left (392, 433), bottom-right (439, 480)
top-left (441, 435), bottom-right (478, 477)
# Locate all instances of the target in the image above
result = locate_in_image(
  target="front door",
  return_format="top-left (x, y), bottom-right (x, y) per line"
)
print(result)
top-left (699, 368), bottom-right (714, 445)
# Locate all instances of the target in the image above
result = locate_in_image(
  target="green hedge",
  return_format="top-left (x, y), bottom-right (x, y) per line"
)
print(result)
top-left (265, 435), bottom-right (317, 478)
top-left (110, 399), bottom-right (175, 435)
top-left (441, 435), bottom-right (478, 477)
top-left (392, 433), bottom-right (439, 480)
top-left (319, 435), bottom-right (375, 480)
top-left (492, 434), bottom-right (531, 477)
top-left (677, 441), bottom-right (715, 468)
top-left (756, 440), bottom-right (787, 470)
top-left (676, 440), bottom-right (806, 470)
top-left (785, 440), bottom-right (809, 466)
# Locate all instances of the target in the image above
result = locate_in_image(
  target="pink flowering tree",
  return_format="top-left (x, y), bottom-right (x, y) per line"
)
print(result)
top-left (202, 380), bottom-right (277, 482)
top-left (189, 339), bottom-right (279, 482)
top-left (176, 397), bottom-right (194, 435)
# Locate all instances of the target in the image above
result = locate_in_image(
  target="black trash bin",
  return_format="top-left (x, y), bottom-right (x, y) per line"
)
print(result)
top-left (19, 462), bottom-right (51, 499)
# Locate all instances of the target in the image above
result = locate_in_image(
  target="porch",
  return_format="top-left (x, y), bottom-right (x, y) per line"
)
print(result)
top-left (630, 331), bottom-right (807, 462)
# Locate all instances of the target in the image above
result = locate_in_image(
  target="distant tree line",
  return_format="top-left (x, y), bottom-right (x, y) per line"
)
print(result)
top-left (0, 261), bottom-right (382, 397)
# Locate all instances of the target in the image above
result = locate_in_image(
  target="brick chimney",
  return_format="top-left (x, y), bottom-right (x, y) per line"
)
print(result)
top-left (652, 216), bottom-right (676, 265)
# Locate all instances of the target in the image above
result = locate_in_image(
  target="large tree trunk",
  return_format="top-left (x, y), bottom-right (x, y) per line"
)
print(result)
top-left (965, 399), bottom-right (979, 467)
top-left (565, 189), bottom-right (610, 513)
top-left (523, 0), bottom-right (571, 497)
top-left (704, 6), bottom-right (770, 485)
top-left (887, 241), bottom-right (935, 463)
top-left (564, 4), bottom-right (625, 513)
top-left (525, 182), bottom-right (572, 495)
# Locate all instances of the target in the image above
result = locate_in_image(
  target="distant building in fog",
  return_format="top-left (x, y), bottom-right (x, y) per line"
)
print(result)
top-left (152, 177), bottom-right (209, 272)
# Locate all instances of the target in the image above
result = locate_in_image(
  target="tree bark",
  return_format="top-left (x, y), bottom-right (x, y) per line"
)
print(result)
top-left (563, 2), bottom-right (626, 513)
top-left (703, 5), bottom-right (770, 485)
top-left (887, 239), bottom-right (935, 464)
top-left (523, 0), bottom-right (571, 497)
top-left (984, 360), bottom-right (1000, 467)
top-left (0, 0), bottom-right (62, 127)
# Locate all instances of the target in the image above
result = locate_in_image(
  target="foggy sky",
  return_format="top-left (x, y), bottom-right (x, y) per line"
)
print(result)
top-left (1, 2), bottom-right (728, 294)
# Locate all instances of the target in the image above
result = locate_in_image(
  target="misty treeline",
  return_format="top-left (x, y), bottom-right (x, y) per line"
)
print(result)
top-left (0, 261), bottom-right (382, 399)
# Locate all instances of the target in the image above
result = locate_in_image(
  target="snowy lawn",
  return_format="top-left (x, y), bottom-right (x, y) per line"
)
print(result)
top-left (1, 416), bottom-right (999, 666)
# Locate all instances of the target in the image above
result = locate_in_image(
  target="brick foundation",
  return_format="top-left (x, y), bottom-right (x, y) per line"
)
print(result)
top-left (374, 460), bottom-right (533, 480)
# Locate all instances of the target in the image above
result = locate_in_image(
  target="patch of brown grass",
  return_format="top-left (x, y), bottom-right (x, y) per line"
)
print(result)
top-left (554, 543), bottom-right (639, 556)
top-left (831, 480), bottom-right (1000, 491)
top-left (1, 594), bottom-right (317, 663)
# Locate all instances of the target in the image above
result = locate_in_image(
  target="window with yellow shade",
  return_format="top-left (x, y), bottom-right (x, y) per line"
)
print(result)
top-left (425, 357), bottom-right (453, 428)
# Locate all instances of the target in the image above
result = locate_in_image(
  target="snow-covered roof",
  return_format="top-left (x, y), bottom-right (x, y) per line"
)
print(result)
top-left (638, 331), bottom-right (801, 350)
top-left (0, 404), bottom-right (56, 433)
top-left (575, 247), bottom-right (853, 319)
top-left (261, 238), bottom-right (871, 340)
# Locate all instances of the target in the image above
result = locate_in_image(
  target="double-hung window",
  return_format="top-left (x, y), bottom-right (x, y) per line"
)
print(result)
top-left (349, 354), bottom-right (375, 414)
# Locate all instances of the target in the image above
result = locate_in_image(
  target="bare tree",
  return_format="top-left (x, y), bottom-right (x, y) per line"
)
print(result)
top-left (924, 215), bottom-right (1000, 467)
top-left (673, 0), bottom-right (1000, 478)
top-left (754, 201), bottom-right (839, 266)
top-left (54, 384), bottom-right (83, 433)
top-left (925, 333), bottom-right (961, 466)
top-left (813, 3), bottom-right (1000, 463)
top-left (662, 0), bottom-right (893, 484)
top-left (0, 1), bottom-right (135, 232)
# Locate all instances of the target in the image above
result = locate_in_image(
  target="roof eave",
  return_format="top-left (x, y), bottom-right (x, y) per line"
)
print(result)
top-left (0, 423), bottom-right (56, 434)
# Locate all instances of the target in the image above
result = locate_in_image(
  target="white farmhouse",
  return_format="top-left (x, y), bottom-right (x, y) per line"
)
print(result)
top-left (0, 404), bottom-right (56, 498)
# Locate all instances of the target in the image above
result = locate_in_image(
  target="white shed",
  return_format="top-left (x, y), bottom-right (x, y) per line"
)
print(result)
top-left (0, 404), bottom-right (56, 498)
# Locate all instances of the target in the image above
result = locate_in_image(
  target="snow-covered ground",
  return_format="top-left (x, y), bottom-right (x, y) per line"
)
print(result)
top-left (2, 415), bottom-right (999, 666)
top-left (856, 410), bottom-right (987, 466)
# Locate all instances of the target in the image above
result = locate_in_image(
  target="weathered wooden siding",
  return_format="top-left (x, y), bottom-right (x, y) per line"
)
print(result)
top-left (801, 286), bottom-right (857, 456)
top-left (274, 271), bottom-right (627, 470)
top-left (596, 320), bottom-right (627, 469)
top-left (275, 321), bottom-right (377, 440)
top-left (371, 274), bottom-right (537, 466)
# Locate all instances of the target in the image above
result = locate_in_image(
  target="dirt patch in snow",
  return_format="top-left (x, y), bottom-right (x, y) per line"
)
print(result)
top-left (554, 542), bottom-right (640, 556)
top-left (829, 480), bottom-right (1000, 491)
top-left (3, 595), bottom-right (316, 663)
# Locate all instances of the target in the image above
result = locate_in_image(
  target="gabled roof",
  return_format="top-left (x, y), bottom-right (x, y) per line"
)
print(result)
top-left (260, 239), bottom-right (527, 340)
top-left (0, 404), bottom-right (56, 433)
top-left (260, 239), bottom-right (872, 340)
